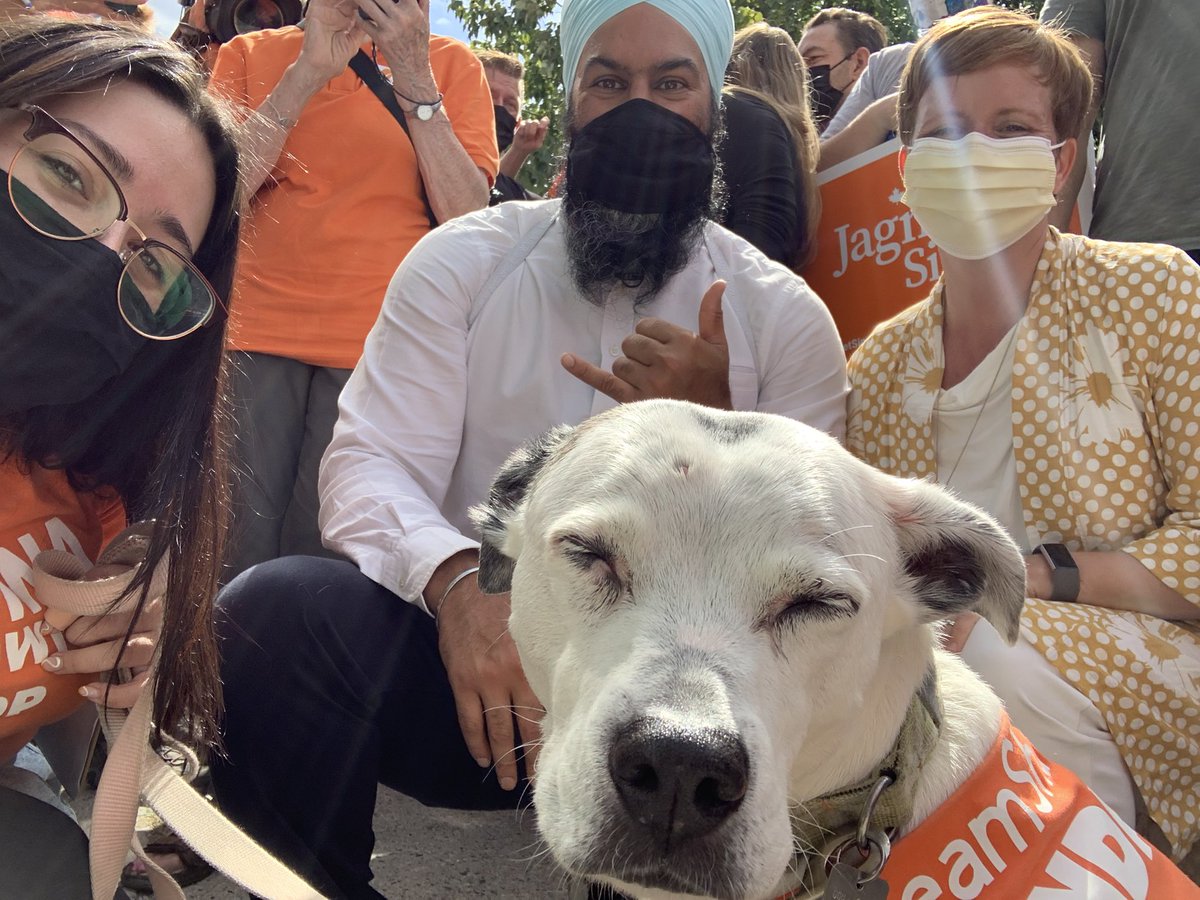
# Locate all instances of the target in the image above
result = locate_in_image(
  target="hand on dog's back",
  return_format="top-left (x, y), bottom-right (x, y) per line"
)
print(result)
top-left (561, 280), bottom-right (732, 408)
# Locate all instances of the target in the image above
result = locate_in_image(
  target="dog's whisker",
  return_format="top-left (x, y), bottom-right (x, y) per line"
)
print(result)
top-left (485, 632), bottom-right (509, 654)
top-left (485, 738), bottom-right (545, 777)
top-left (829, 551), bottom-right (887, 564)
top-left (820, 523), bottom-right (876, 544)
top-left (515, 776), bottom-right (538, 812)
top-left (513, 834), bottom-right (554, 866)
top-left (479, 704), bottom-right (545, 726)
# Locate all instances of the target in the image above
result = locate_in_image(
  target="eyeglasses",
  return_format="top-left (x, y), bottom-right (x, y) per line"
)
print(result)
top-left (6, 104), bottom-right (222, 340)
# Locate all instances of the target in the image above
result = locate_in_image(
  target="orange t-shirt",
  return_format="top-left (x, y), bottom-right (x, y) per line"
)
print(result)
top-left (0, 462), bottom-right (125, 762)
top-left (877, 716), bottom-right (1196, 898)
top-left (210, 29), bottom-right (500, 369)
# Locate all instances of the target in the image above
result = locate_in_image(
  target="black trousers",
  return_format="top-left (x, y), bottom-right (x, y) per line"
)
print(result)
top-left (209, 557), bottom-right (524, 900)
top-left (0, 786), bottom-right (130, 900)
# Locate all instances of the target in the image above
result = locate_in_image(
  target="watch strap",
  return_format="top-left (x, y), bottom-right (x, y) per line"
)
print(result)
top-left (1035, 543), bottom-right (1080, 602)
top-left (393, 88), bottom-right (443, 116)
top-left (347, 50), bottom-right (437, 229)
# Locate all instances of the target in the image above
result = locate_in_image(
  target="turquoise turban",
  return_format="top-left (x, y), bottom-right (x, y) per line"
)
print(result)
top-left (560, 0), bottom-right (735, 100)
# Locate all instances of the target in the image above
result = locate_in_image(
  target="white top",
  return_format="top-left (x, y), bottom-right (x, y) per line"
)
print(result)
top-left (823, 43), bottom-right (913, 140)
top-left (318, 200), bottom-right (849, 611)
top-left (933, 325), bottom-right (1031, 553)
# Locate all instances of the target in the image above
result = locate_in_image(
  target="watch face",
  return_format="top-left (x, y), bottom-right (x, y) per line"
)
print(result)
top-left (1040, 543), bottom-right (1076, 569)
top-left (417, 104), bottom-right (434, 121)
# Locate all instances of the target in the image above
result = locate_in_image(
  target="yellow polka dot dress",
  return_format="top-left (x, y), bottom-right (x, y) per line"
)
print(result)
top-left (847, 228), bottom-right (1200, 858)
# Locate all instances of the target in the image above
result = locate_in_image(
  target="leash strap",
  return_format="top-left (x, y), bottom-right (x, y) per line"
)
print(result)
top-left (32, 524), bottom-right (326, 900)
top-left (348, 49), bottom-right (439, 230)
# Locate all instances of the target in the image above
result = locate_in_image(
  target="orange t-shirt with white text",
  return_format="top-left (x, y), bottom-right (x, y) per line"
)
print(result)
top-left (876, 716), bottom-right (1196, 898)
top-left (210, 28), bottom-right (500, 369)
top-left (0, 462), bottom-right (124, 762)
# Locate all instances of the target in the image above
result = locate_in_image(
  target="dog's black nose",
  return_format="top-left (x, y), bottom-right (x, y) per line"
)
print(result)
top-left (608, 717), bottom-right (749, 847)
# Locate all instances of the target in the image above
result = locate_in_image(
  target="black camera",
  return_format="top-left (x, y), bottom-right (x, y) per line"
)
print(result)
top-left (177, 0), bottom-right (304, 46)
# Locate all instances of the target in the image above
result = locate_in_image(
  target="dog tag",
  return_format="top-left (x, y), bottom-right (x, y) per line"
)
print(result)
top-left (821, 863), bottom-right (889, 900)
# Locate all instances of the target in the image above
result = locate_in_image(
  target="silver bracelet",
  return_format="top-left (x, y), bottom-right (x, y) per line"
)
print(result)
top-left (435, 565), bottom-right (480, 623)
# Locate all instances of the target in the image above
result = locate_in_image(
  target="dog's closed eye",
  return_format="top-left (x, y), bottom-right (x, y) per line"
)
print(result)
top-left (555, 533), bottom-right (626, 602)
top-left (762, 578), bottom-right (860, 633)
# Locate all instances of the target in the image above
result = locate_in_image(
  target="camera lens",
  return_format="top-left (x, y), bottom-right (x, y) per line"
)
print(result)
top-left (232, 0), bottom-right (285, 33)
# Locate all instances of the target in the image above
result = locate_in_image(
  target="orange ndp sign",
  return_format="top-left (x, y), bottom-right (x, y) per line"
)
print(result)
top-left (802, 139), bottom-right (939, 356)
top-left (804, 139), bottom-right (1089, 355)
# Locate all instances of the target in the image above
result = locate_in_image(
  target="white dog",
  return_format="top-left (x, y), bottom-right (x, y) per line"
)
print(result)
top-left (472, 401), bottom-right (1192, 900)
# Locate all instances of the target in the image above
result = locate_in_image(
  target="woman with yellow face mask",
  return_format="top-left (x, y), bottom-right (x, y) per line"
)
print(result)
top-left (846, 6), bottom-right (1200, 865)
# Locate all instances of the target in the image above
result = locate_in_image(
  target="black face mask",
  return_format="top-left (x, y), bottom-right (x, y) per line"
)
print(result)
top-left (808, 58), bottom-right (848, 130)
top-left (565, 99), bottom-right (714, 215)
top-left (0, 174), bottom-right (144, 416)
top-left (494, 105), bottom-right (517, 152)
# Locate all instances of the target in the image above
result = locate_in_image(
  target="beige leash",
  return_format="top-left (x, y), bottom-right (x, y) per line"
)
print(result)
top-left (33, 523), bottom-right (325, 900)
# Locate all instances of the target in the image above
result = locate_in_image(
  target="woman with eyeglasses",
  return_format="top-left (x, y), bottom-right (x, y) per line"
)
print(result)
top-left (0, 16), bottom-right (240, 897)
top-left (846, 7), bottom-right (1200, 862)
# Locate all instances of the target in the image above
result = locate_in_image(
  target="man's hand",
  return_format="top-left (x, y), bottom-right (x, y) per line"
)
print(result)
top-left (351, 0), bottom-right (436, 100)
top-left (296, 0), bottom-right (367, 85)
top-left (499, 117), bottom-right (550, 180)
top-left (435, 575), bottom-right (543, 789)
top-left (511, 117), bottom-right (549, 156)
top-left (41, 581), bottom-right (163, 709)
top-left (562, 280), bottom-right (732, 409)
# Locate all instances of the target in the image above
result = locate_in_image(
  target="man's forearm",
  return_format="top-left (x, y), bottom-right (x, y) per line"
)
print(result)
top-left (817, 93), bottom-right (897, 173)
top-left (425, 549), bottom-right (482, 619)
top-left (408, 112), bottom-right (490, 222)
top-left (498, 146), bottom-right (532, 181)
top-left (240, 62), bottom-right (328, 203)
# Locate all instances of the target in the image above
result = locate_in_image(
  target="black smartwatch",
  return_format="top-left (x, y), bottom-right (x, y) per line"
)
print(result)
top-left (1034, 543), bottom-right (1080, 602)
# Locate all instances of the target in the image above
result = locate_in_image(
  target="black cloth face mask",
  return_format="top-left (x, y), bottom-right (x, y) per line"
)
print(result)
top-left (494, 105), bottom-right (517, 152)
top-left (0, 172), bottom-right (145, 416)
top-left (565, 98), bottom-right (715, 215)
top-left (808, 59), bottom-right (848, 130)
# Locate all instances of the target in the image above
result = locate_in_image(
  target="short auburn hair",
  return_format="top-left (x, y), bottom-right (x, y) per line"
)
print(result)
top-left (804, 8), bottom-right (887, 56)
top-left (474, 48), bottom-right (524, 82)
top-left (897, 6), bottom-right (1093, 145)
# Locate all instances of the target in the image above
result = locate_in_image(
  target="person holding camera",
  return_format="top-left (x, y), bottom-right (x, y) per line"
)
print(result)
top-left (209, 0), bottom-right (498, 580)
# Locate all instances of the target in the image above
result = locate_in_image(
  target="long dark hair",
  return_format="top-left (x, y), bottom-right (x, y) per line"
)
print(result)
top-left (726, 23), bottom-right (823, 270)
top-left (0, 16), bottom-right (240, 748)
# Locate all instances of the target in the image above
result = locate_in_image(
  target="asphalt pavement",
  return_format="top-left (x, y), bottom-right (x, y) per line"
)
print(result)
top-left (81, 784), bottom-right (566, 899)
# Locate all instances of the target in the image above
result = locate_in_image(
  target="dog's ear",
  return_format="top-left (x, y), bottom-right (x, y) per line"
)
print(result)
top-left (469, 425), bottom-right (577, 594)
top-left (885, 475), bottom-right (1027, 643)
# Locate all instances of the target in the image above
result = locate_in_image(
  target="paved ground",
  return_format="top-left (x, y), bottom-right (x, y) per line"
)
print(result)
top-left (81, 784), bottom-right (567, 899)
top-left (76, 764), bottom-right (1200, 897)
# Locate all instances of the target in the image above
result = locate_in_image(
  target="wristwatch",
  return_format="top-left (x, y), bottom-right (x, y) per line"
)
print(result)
top-left (1034, 543), bottom-right (1080, 602)
top-left (394, 88), bottom-right (444, 122)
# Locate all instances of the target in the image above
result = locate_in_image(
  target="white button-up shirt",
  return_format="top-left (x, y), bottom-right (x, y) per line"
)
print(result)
top-left (319, 200), bottom-right (848, 611)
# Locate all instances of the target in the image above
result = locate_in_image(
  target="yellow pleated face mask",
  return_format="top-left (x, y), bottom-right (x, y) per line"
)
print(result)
top-left (900, 132), bottom-right (1062, 260)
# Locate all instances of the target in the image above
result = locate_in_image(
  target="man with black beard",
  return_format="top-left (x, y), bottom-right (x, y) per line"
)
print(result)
top-left (209, 1), bottom-right (847, 896)
top-left (559, 99), bottom-right (719, 307)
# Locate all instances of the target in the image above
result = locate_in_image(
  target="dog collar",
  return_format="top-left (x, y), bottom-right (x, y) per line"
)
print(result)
top-left (778, 669), bottom-right (943, 899)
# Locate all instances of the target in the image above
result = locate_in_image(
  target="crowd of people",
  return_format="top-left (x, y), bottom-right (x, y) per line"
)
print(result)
top-left (0, 0), bottom-right (1197, 897)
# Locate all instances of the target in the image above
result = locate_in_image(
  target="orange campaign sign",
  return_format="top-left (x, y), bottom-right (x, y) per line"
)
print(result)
top-left (803, 139), bottom-right (1089, 356)
top-left (802, 139), bottom-right (937, 356)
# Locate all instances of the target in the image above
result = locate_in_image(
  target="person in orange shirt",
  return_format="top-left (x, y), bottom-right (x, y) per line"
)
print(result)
top-left (0, 15), bottom-right (241, 898)
top-left (209, 0), bottom-right (499, 579)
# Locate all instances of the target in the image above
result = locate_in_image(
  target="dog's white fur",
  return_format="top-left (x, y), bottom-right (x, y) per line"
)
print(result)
top-left (472, 401), bottom-right (1027, 900)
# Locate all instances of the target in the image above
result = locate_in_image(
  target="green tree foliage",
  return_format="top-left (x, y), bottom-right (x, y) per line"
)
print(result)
top-left (449, 0), bottom-right (1046, 192)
